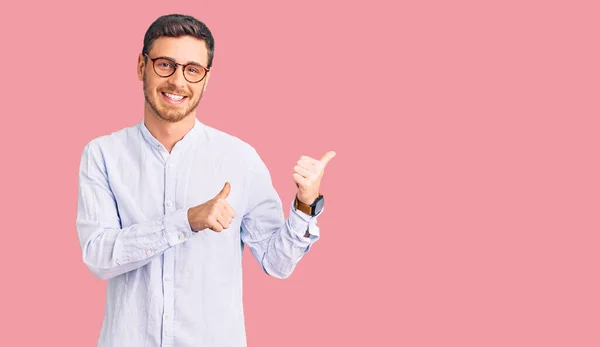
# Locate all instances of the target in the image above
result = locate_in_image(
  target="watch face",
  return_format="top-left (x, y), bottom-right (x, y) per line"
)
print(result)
top-left (314, 196), bottom-right (325, 214)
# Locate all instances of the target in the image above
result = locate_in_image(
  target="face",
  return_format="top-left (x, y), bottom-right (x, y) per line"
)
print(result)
top-left (138, 36), bottom-right (211, 123)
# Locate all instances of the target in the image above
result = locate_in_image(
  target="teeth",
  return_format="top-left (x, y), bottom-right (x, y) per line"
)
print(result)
top-left (164, 92), bottom-right (184, 101)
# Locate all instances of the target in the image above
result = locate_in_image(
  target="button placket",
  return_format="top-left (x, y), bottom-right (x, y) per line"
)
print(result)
top-left (164, 159), bottom-right (176, 213)
top-left (162, 159), bottom-right (177, 341)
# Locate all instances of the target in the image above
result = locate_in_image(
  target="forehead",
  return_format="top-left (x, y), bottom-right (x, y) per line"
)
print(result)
top-left (149, 36), bottom-right (209, 66)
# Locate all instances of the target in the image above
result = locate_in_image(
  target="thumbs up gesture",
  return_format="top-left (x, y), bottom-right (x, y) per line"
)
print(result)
top-left (293, 151), bottom-right (336, 205)
top-left (188, 182), bottom-right (236, 232)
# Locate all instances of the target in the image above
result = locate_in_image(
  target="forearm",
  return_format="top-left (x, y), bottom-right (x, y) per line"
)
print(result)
top-left (77, 207), bottom-right (192, 280)
top-left (241, 147), bottom-right (323, 279)
top-left (259, 202), bottom-right (321, 279)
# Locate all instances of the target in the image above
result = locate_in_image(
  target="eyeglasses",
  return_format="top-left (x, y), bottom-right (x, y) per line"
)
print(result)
top-left (144, 53), bottom-right (209, 83)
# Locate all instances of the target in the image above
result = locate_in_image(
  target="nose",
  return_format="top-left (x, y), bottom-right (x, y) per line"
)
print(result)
top-left (166, 65), bottom-right (187, 89)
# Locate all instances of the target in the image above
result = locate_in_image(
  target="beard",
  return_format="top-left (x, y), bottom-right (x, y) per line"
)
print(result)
top-left (143, 74), bottom-right (203, 123)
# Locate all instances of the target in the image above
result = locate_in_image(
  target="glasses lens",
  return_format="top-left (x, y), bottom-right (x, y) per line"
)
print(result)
top-left (184, 65), bottom-right (206, 83)
top-left (154, 58), bottom-right (175, 77)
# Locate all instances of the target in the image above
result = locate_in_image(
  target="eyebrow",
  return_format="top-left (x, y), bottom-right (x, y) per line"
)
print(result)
top-left (158, 56), bottom-right (205, 67)
top-left (185, 60), bottom-right (204, 66)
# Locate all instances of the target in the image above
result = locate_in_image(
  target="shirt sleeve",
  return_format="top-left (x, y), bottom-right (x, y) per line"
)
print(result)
top-left (240, 147), bottom-right (323, 279)
top-left (76, 141), bottom-right (193, 280)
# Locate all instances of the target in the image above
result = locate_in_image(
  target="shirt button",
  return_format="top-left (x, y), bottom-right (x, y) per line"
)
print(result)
top-left (167, 164), bottom-right (175, 169)
top-left (165, 276), bottom-right (171, 282)
top-left (146, 249), bottom-right (152, 255)
top-left (165, 201), bottom-right (173, 207)
top-left (179, 233), bottom-right (185, 240)
top-left (165, 314), bottom-right (170, 320)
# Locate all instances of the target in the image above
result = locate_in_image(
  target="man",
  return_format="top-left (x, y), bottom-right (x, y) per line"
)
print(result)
top-left (76, 14), bottom-right (335, 347)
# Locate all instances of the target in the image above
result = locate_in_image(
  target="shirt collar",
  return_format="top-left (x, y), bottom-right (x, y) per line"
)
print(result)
top-left (139, 117), bottom-right (205, 152)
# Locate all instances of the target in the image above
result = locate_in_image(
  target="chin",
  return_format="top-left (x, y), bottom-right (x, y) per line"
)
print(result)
top-left (144, 90), bottom-right (201, 123)
top-left (154, 97), bottom-right (190, 122)
top-left (158, 110), bottom-right (188, 123)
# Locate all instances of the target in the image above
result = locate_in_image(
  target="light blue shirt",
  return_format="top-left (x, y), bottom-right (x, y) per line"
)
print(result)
top-left (76, 118), bottom-right (322, 347)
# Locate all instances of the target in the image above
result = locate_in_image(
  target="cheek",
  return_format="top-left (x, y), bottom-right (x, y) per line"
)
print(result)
top-left (144, 74), bottom-right (164, 92)
top-left (189, 86), bottom-right (203, 98)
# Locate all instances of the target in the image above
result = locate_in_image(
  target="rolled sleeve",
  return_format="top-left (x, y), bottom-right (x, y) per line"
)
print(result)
top-left (287, 199), bottom-right (322, 248)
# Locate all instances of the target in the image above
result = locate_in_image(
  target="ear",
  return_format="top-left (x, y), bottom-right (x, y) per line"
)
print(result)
top-left (137, 53), bottom-right (145, 81)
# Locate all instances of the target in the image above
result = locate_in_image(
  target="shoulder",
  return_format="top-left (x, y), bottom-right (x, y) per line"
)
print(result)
top-left (80, 123), bottom-right (139, 160)
top-left (202, 124), bottom-right (262, 163)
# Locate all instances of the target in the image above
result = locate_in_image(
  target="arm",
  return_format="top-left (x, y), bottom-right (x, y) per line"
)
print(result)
top-left (76, 142), bottom-right (193, 280)
top-left (240, 149), bottom-right (323, 279)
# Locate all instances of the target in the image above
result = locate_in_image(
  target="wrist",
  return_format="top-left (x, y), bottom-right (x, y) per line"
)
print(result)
top-left (187, 208), bottom-right (194, 231)
top-left (187, 206), bottom-right (200, 232)
top-left (294, 194), bottom-right (324, 217)
top-left (297, 193), bottom-right (319, 205)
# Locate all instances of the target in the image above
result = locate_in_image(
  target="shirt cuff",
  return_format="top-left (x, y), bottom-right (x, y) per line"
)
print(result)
top-left (287, 199), bottom-right (323, 240)
top-left (163, 207), bottom-right (193, 246)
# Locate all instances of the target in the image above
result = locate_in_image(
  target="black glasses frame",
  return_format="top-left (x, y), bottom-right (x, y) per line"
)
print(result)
top-left (143, 53), bottom-right (210, 83)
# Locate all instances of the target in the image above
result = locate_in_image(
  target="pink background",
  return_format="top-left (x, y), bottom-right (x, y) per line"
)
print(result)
top-left (1, 0), bottom-right (599, 346)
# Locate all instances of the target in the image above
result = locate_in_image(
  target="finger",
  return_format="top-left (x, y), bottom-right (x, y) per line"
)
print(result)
top-left (215, 211), bottom-right (231, 229)
top-left (294, 165), bottom-right (316, 180)
top-left (217, 202), bottom-right (236, 223)
top-left (298, 157), bottom-right (317, 167)
top-left (298, 157), bottom-right (325, 176)
top-left (320, 151), bottom-right (336, 166)
top-left (293, 173), bottom-right (310, 189)
top-left (297, 158), bottom-right (320, 173)
top-left (208, 217), bottom-right (224, 232)
top-left (215, 182), bottom-right (231, 200)
top-left (222, 202), bottom-right (236, 221)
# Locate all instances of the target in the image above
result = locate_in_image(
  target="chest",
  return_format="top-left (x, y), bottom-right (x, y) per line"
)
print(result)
top-left (106, 146), bottom-right (249, 226)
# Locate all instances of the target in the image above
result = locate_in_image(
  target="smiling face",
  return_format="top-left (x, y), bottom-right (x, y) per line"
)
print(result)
top-left (137, 36), bottom-right (211, 123)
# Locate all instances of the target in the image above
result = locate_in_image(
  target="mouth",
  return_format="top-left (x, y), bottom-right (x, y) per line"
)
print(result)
top-left (161, 92), bottom-right (188, 105)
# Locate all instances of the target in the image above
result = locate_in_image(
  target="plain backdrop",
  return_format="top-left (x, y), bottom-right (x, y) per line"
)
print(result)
top-left (0, 0), bottom-right (599, 346)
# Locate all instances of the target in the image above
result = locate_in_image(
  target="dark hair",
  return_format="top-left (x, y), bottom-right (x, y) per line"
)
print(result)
top-left (142, 14), bottom-right (215, 69)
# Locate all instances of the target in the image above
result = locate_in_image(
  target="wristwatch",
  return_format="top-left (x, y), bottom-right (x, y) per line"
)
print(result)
top-left (294, 194), bottom-right (324, 216)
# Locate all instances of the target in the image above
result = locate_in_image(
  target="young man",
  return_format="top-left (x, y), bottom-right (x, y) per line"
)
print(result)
top-left (76, 14), bottom-right (335, 347)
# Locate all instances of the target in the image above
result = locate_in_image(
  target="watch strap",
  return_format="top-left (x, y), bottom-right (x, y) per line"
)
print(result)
top-left (294, 196), bottom-right (313, 215)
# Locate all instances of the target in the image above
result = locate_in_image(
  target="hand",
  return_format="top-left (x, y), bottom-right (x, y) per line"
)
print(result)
top-left (187, 182), bottom-right (236, 232)
top-left (293, 151), bottom-right (336, 205)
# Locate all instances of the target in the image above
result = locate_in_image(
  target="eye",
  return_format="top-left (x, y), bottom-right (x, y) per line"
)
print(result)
top-left (186, 67), bottom-right (200, 75)
top-left (154, 58), bottom-right (175, 71)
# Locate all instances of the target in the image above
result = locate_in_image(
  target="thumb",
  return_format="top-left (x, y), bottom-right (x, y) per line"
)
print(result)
top-left (215, 182), bottom-right (231, 199)
top-left (320, 151), bottom-right (337, 166)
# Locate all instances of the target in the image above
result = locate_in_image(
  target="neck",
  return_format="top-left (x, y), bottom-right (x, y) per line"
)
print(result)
top-left (144, 107), bottom-right (196, 153)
